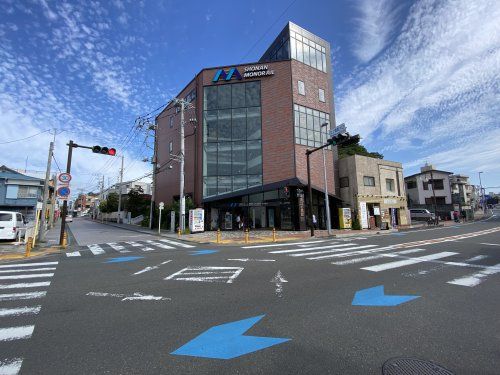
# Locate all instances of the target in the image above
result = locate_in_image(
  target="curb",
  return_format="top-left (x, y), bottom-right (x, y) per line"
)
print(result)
top-left (0, 247), bottom-right (62, 261)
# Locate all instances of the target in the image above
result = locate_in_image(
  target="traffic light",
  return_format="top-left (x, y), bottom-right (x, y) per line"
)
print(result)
top-left (328, 133), bottom-right (360, 147)
top-left (92, 146), bottom-right (116, 156)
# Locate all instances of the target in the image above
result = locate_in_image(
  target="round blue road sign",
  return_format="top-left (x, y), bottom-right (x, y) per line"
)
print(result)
top-left (57, 186), bottom-right (70, 197)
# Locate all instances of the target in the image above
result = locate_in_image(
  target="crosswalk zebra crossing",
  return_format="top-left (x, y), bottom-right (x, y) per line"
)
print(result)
top-left (66, 238), bottom-right (195, 258)
top-left (0, 261), bottom-right (58, 375)
top-left (242, 228), bottom-right (500, 288)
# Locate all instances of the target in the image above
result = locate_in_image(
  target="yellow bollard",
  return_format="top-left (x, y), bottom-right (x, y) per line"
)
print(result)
top-left (216, 229), bottom-right (221, 244)
top-left (25, 237), bottom-right (33, 257)
top-left (244, 228), bottom-right (249, 244)
top-left (178, 228), bottom-right (182, 238)
top-left (62, 232), bottom-right (68, 249)
top-left (272, 227), bottom-right (276, 242)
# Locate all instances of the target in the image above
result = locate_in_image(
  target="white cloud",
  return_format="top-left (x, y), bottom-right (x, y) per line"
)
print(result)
top-left (205, 13), bottom-right (212, 22)
top-left (337, 0), bottom-right (500, 178)
top-left (352, 0), bottom-right (401, 63)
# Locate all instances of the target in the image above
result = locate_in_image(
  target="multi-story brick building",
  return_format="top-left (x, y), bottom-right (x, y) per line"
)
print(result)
top-left (155, 22), bottom-right (339, 230)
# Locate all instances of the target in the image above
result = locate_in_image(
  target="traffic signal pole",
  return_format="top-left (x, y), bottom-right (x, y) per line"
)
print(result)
top-left (59, 140), bottom-right (74, 246)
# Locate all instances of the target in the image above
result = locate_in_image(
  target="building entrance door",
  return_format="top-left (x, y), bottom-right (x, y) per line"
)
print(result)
top-left (267, 208), bottom-right (275, 228)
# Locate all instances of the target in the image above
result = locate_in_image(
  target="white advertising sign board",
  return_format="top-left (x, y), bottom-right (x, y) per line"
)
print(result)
top-left (359, 201), bottom-right (369, 229)
top-left (189, 209), bottom-right (205, 233)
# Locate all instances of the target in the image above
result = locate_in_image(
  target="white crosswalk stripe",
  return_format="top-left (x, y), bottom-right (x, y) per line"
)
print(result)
top-left (331, 248), bottom-right (426, 265)
top-left (145, 240), bottom-right (174, 249)
top-left (0, 261), bottom-right (57, 374)
top-left (158, 239), bottom-right (195, 248)
top-left (292, 245), bottom-right (378, 258)
top-left (87, 244), bottom-right (105, 255)
top-left (107, 243), bottom-right (130, 253)
top-left (65, 251), bottom-right (81, 257)
top-left (361, 252), bottom-right (458, 272)
top-left (270, 243), bottom-right (357, 254)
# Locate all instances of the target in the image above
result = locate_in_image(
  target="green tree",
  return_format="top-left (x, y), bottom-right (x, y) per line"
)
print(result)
top-left (125, 186), bottom-right (148, 217)
top-left (106, 192), bottom-right (119, 212)
top-left (99, 200), bottom-right (108, 213)
top-left (338, 143), bottom-right (383, 159)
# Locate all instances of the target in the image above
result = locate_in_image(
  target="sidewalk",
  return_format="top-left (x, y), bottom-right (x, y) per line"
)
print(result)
top-left (0, 221), bottom-right (64, 261)
top-left (96, 219), bottom-right (404, 245)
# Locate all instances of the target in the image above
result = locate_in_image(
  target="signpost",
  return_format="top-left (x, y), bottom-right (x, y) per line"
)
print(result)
top-left (158, 202), bottom-right (164, 235)
top-left (57, 172), bottom-right (72, 184)
top-left (328, 123), bottom-right (347, 138)
top-left (56, 186), bottom-right (71, 200)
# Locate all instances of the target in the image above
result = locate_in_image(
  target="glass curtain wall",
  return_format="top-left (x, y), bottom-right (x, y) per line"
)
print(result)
top-left (203, 82), bottom-right (263, 198)
top-left (293, 104), bottom-right (330, 147)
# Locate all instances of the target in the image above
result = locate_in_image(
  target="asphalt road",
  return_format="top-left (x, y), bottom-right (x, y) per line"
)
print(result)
top-left (1, 212), bottom-right (499, 374)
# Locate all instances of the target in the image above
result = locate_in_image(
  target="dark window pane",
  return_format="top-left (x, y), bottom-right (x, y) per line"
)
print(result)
top-left (203, 143), bottom-right (217, 176)
top-left (217, 84), bottom-right (231, 109)
top-left (218, 176), bottom-right (232, 195)
top-left (204, 110), bottom-right (217, 142)
top-left (247, 140), bottom-right (262, 174)
top-left (218, 110), bottom-right (231, 141)
top-left (217, 142), bottom-right (232, 175)
top-left (233, 176), bottom-right (247, 191)
top-left (204, 86), bottom-right (217, 110)
top-left (283, 39), bottom-right (290, 59)
top-left (232, 108), bottom-right (246, 140)
top-left (247, 107), bottom-right (261, 140)
top-left (232, 83), bottom-right (245, 108)
top-left (203, 177), bottom-right (217, 197)
top-left (232, 141), bottom-right (246, 175)
top-left (246, 81), bottom-right (260, 107)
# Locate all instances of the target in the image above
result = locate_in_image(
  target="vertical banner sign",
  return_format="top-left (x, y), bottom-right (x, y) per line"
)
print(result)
top-left (170, 211), bottom-right (176, 232)
top-left (189, 209), bottom-right (205, 233)
top-left (359, 201), bottom-right (369, 229)
top-left (391, 208), bottom-right (397, 228)
top-left (339, 208), bottom-right (352, 229)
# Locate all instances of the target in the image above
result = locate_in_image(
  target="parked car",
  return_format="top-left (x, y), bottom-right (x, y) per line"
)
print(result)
top-left (0, 211), bottom-right (27, 240)
top-left (65, 215), bottom-right (73, 223)
top-left (410, 208), bottom-right (435, 222)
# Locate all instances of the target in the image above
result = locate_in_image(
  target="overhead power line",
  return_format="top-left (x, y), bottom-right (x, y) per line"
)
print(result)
top-left (0, 129), bottom-right (51, 144)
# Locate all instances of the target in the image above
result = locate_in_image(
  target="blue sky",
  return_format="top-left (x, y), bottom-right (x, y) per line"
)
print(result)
top-left (1, 0), bottom-right (499, 195)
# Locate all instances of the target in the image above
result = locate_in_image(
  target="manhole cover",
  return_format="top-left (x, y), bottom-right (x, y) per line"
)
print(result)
top-left (382, 357), bottom-right (455, 375)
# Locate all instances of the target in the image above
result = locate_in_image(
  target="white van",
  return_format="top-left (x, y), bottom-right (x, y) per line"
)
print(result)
top-left (0, 211), bottom-right (27, 241)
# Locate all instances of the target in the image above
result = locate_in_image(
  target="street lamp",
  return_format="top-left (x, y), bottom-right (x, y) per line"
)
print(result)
top-left (321, 122), bottom-right (332, 235)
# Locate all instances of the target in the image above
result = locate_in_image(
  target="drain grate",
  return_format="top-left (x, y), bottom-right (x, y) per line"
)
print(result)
top-left (382, 357), bottom-right (455, 375)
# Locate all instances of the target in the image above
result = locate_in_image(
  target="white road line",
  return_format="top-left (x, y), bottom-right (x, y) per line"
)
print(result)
top-left (140, 247), bottom-right (155, 252)
top-left (480, 243), bottom-right (500, 246)
top-left (145, 240), bottom-right (174, 249)
top-left (0, 292), bottom-right (47, 301)
top-left (0, 358), bottom-right (23, 375)
top-left (242, 240), bottom-right (330, 249)
top-left (125, 241), bottom-right (143, 247)
top-left (133, 260), bottom-right (172, 275)
top-left (270, 243), bottom-right (356, 254)
top-left (447, 263), bottom-right (500, 287)
top-left (107, 243), bottom-right (130, 253)
top-left (0, 326), bottom-right (34, 342)
top-left (466, 255), bottom-right (488, 262)
top-left (331, 249), bottom-right (426, 265)
top-left (362, 252), bottom-right (458, 272)
top-left (65, 251), bottom-right (81, 257)
top-left (0, 273), bottom-right (54, 280)
top-left (158, 239), bottom-right (195, 248)
top-left (0, 262), bottom-right (58, 269)
top-left (291, 245), bottom-right (378, 257)
top-left (227, 258), bottom-right (276, 262)
top-left (174, 276), bottom-right (232, 282)
top-left (165, 266), bottom-right (243, 283)
top-left (0, 268), bottom-right (56, 274)
top-left (0, 306), bottom-right (41, 317)
top-left (0, 282), bottom-right (50, 290)
top-left (87, 244), bottom-right (105, 255)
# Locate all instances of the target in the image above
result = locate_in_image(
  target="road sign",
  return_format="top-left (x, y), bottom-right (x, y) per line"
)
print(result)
top-left (329, 123), bottom-right (347, 137)
top-left (56, 186), bottom-right (71, 200)
top-left (57, 173), bottom-right (72, 184)
top-left (159, 202), bottom-right (164, 209)
top-left (171, 315), bottom-right (290, 359)
top-left (352, 285), bottom-right (420, 306)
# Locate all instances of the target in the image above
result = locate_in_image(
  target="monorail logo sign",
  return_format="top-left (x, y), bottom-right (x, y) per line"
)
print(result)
top-left (212, 65), bottom-right (275, 82)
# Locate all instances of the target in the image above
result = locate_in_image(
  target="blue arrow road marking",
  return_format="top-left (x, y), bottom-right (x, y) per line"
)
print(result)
top-left (171, 314), bottom-right (290, 359)
top-left (105, 256), bottom-right (144, 263)
top-left (189, 250), bottom-right (218, 256)
top-left (352, 285), bottom-right (420, 306)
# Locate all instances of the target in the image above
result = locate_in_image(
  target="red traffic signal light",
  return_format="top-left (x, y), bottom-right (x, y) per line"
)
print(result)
top-left (92, 145), bottom-right (116, 156)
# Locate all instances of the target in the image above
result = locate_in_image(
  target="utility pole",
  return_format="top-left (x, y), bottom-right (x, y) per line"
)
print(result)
top-left (173, 98), bottom-right (187, 232)
top-left (100, 175), bottom-right (105, 223)
top-left (149, 120), bottom-right (157, 230)
top-left (321, 123), bottom-right (332, 235)
top-left (39, 137), bottom-right (55, 242)
top-left (117, 155), bottom-right (124, 224)
top-left (59, 140), bottom-right (74, 245)
top-left (478, 171), bottom-right (485, 213)
top-left (429, 169), bottom-right (439, 225)
top-left (49, 173), bottom-right (57, 229)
